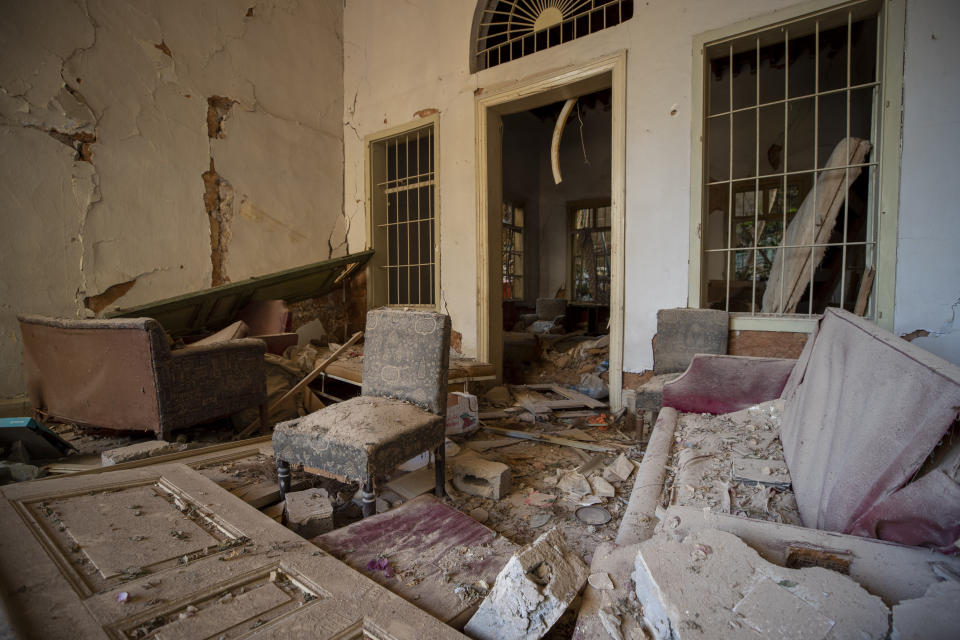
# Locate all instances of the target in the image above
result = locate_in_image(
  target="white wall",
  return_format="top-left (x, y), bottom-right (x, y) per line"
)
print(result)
top-left (343, 0), bottom-right (807, 373)
top-left (894, 0), bottom-right (960, 365)
top-left (0, 0), bottom-right (345, 398)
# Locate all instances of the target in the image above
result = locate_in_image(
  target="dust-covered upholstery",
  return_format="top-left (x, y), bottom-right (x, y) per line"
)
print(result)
top-left (273, 308), bottom-right (450, 515)
top-left (18, 314), bottom-right (266, 439)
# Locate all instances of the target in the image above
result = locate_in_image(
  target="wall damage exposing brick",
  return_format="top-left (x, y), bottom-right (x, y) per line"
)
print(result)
top-left (0, 0), bottom-right (345, 399)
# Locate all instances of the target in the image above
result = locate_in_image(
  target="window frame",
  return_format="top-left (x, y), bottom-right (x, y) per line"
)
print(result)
top-left (568, 199), bottom-right (613, 305)
top-left (688, 0), bottom-right (904, 332)
top-left (364, 115), bottom-right (441, 309)
top-left (501, 202), bottom-right (525, 302)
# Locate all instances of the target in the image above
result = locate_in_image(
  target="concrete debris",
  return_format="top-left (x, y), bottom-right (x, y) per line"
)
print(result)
top-left (485, 385), bottom-right (513, 406)
top-left (0, 462), bottom-right (44, 482)
top-left (452, 453), bottom-right (512, 499)
top-left (283, 488), bottom-right (333, 538)
top-left (588, 572), bottom-right (614, 590)
top-left (558, 471), bottom-right (591, 498)
top-left (603, 454), bottom-right (635, 483)
top-left (634, 528), bottom-right (890, 640)
top-left (590, 476), bottom-right (615, 498)
top-left (101, 440), bottom-right (192, 466)
top-left (465, 527), bottom-right (588, 640)
top-left (598, 608), bottom-right (624, 640)
top-left (890, 579), bottom-right (960, 640)
top-left (469, 507), bottom-right (489, 524)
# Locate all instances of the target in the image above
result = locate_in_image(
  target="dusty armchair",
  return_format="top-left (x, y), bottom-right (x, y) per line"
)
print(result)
top-left (18, 314), bottom-right (267, 440)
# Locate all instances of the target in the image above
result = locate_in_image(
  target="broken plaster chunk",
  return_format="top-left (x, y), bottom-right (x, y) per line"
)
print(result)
top-left (557, 471), bottom-right (591, 498)
top-left (603, 454), bottom-right (635, 483)
top-left (590, 476), bottom-right (615, 498)
top-left (890, 579), bottom-right (960, 640)
top-left (283, 488), bottom-right (333, 538)
top-left (452, 453), bottom-right (512, 500)
top-left (588, 572), bottom-right (615, 590)
top-left (633, 528), bottom-right (889, 640)
top-left (465, 526), bottom-right (589, 640)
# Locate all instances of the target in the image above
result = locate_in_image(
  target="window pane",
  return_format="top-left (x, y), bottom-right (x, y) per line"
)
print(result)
top-left (818, 21), bottom-right (849, 94)
top-left (787, 31), bottom-right (816, 98)
top-left (849, 86), bottom-right (876, 143)
top-left (758, 103), bottom-right (786, 175)
top-left (730, 249), bottom-right (754, 311)
top-left (786, 97), bottom-right (815, 172)
top-left (704, 184), bottom-right (730, 251)
top-left (708, 51), bottom-right (730, 115)
top-left (731, 110), bottom-right (757, 180)
top-left (850, 16), bottom-right (878, 86)
top-left (731, 48), bottom-right (757, 110)
top-left (759, 40), bottom-right (786, 104)
top-left (817, 91), bottom-right (848, 169)
top-left (704, 250), bottom-right (729, 310)
top-left (707, 115), bottom-right (730, 182)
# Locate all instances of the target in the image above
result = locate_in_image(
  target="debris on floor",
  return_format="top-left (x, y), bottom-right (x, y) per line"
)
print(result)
top-left (662, 400), bottom-right (801, 525)
top-left (634, 528), bottom-right (890, 640)
top-left (283, 487), bottom-right (333, 537)
top-left (465, 526), bottom-right (589, 640)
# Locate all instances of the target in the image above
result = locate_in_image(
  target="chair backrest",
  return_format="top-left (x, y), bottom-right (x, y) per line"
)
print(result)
top-left (361, 308), bottom-right (451, 415)
top-left (653, 308), bottom-right (729, 375)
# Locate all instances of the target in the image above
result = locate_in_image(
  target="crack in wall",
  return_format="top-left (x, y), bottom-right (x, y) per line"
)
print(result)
top-left (202, 157), bottom-right (235, 286)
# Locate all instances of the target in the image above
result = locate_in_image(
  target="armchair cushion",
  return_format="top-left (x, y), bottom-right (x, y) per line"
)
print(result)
top-left (272, 395), bottom-right (445, 482)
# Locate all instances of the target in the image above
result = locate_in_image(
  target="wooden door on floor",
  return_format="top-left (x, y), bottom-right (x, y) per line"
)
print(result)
top-left (0, 463), bottom-right (465, 639)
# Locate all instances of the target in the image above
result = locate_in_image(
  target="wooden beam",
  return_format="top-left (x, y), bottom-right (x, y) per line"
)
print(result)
top-left (234, 331), bottom-right (363, 439)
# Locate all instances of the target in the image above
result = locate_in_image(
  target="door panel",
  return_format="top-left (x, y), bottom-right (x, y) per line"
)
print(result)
top-left (0, 464), bottom-right (465, 639)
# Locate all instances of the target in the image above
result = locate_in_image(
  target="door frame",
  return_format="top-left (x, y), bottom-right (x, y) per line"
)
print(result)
top-left (474, 52), bottom-right (627, 408)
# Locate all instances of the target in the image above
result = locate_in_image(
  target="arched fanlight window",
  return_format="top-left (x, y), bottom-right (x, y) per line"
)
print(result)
top-left (470, 0), bottom-right (633, 72)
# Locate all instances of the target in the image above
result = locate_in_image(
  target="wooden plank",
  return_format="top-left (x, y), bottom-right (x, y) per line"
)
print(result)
top-left (37, 436), bottom-right (272, 478)
top-left (854, 266), bottom-right (876, 316)
top-left (480, 425), bottom-right (615, 452)
top-left (234, 331), bottom-right (363, 439)
top-left (518, 383), bottom-right (607, 409)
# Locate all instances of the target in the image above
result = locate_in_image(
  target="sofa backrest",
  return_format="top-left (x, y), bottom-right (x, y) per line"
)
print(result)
top-left (18, 315), bottom-right (169, 431)
top-left (780, 307), bottom-right (960, 545)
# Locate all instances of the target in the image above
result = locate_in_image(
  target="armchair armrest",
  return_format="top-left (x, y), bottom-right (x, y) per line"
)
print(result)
top-left (662, 354), bottom-right (796, 415)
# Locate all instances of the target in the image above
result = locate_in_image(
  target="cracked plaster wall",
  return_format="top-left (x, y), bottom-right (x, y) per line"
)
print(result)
top-left (344, 0), bottom-right (960, 372)
top-left (893, 0), bottom-right (960, 366)
top-left (0, 0), bottom-right (344, 398)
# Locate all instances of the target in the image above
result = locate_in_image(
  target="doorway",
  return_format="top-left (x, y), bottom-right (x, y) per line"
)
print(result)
top-left (475, 53), bottom-right (626, 408)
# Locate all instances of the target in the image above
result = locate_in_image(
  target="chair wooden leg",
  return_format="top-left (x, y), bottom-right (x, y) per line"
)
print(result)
top-left (434, 444), bottom-right (446, 498)
top-left (277, 459), bottom-right (291, 498)
top-left (361, 477), bottom-right (376, 518)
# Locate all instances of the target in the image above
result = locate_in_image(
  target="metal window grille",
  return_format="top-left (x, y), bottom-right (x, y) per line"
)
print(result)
top-left (502, 203), bottom-right (525, 301)
top-left (701, 0), bottom-right (883, 317)
top-left (372, 125), bottom-right (435, 306)
top-left (570, 203), bottom-right (611, 304)
top-left (472, 0), bottom-right (633, 72)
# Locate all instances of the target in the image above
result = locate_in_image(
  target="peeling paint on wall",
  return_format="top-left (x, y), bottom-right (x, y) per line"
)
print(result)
top-left (0, 0), bottom-right (345, 398)
top-left (84, 279), bottom-right (137, 313)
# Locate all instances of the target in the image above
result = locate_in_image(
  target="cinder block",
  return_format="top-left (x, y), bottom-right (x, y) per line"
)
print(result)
top-left (465, 527), bottom-right (588, 640)
top-left (633, 528), bottom-right (889, 640)
top-left (284, 488), bottom-right (333, 538)
top-left (452, 454), bottom-right (511, 499)
top-left (653, 308), bottom-right (728, 375)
